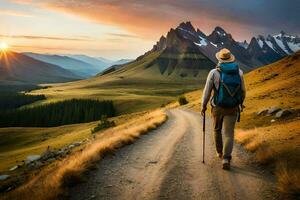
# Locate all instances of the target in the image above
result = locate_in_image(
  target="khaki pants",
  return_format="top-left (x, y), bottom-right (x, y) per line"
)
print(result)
top-left (212, 106), bottom-right (238, 160)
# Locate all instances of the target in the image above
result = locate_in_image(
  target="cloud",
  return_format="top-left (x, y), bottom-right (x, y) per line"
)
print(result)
top-left (0, 34), bottom-right (93, 41)
top-left (42, 0), bottom-right (300, 40)
top-left (0, 10), bottom-right (33, 17)
top-left (107, 33), bottom-right (139, 38)
top-left (11, 0), bottom-right (34, 4)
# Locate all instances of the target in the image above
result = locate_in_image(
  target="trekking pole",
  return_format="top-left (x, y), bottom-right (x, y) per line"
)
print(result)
top-left (202, 112), bottom-right (205, 164)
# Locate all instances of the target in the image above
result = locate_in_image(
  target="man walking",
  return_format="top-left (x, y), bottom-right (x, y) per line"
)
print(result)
top-left (201, 48), bottom-right (246, 170)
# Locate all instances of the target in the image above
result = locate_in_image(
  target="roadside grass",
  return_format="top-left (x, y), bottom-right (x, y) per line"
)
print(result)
top-left (235, 119), bottom-right (300, 198)
top-left (0, 110), bottom-right (147, 174)
top-left (177, 52), bottom-right (300, 198)
top-left (234, 53), bottom-right (300, 198)
top-left (2, 109), bottom-right (167, 200)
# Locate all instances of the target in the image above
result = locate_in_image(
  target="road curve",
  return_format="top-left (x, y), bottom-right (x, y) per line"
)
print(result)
top-left (68, 109), bottom-right (279, 200)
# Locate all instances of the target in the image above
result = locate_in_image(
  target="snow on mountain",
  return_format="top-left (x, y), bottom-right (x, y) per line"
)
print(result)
top-left (272, 32), bottom-right (300, 55)
top-left (101, 22), bottom-right (300, 77)
top-left (194, 36), bottom-right (208, 47)
top-left (175, 22), bottom-right (299, 70)
top-left (274, 36), bottom-right (290, 54)
top-left (249, 32), bottom-right (300, 61)
top-left (288, 41), bottom-right (300, 52)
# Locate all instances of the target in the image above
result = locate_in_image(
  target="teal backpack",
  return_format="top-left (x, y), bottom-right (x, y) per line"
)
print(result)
top-left (214, 62), bottom-right (243, 108)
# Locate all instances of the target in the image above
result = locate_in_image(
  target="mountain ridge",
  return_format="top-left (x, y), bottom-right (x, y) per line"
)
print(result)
top-left (100, 21), bottom-right (299, 79)
top-left (0, 51), bottom-right (80, 85)
top-left (24, 52), bottom-right (100, 78)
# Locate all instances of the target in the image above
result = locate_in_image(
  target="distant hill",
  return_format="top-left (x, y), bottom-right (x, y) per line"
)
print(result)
top-left (96, 57), bottom-right (114, 64)
top-left (24, 53), bottom-right (100, 77)
top-left (64, 54), bottom-right (110, 71)
top-left (112, 59), bottom-right (133, 66)
top-left (0, 51), bottom-right (80, 85)
top-left (67, 55), bottom-right (133, 72)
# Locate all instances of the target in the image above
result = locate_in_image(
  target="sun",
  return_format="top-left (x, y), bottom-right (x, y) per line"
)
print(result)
top-left (0, 42), bottom-right (9, 51)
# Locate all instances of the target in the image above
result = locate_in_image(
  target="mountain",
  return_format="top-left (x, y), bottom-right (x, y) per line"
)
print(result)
top-left (96, 57), bottom-right (114, 64)
top-left (0, 51), bottom-right (80, 85)
top-left (246, 32), bottom-right (300, 65)
top-left (238, 40), bottom-right (249, 49)
top-left (98, 22), bottom-right (216, 79)
top-left (112, 59), bottom-right (133, 66)
top-left (101, 22), bottom-right (300, 77)
top-left (24, 53), bottom-right (101, 77)
top-left (65, 54), bottom-right (110, 72)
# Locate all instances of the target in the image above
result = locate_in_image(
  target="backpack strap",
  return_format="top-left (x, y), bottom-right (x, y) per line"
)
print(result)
top-left (220, 80), bottom-right (241, 97)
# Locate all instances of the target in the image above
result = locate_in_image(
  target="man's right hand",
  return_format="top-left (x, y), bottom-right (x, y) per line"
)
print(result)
top-left (201, 106), bottom-right (207, 116)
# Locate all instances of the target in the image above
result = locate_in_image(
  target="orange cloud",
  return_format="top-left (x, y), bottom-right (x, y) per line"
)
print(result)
top-left (0, 34), bottom-right (93, 41)
top-left (44, 2), bottom-right (176, 40)
top-left (42, 1), bottom-right (259, 41)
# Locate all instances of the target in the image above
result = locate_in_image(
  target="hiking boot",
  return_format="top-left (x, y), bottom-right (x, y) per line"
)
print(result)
top-left (216, 152), bottom-right (223, 159)
top-left (222, 159), bottom-right (230, 170)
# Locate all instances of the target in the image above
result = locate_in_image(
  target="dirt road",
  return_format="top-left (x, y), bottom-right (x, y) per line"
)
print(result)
top-left (68, 109), bottom-right (279, 200)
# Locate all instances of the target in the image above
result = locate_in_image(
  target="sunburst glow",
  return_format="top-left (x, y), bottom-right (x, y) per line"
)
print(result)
top-left (0, 42), bottom-right (9, 51)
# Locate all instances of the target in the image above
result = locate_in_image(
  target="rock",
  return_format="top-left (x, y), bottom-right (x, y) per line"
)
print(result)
top-left (267, 107), bottom-right (281, 115)
top-left (275, 109), bottom-right (293, 118)
top-left (73, 142), bottom-right (81, 147)
top-left (9, 165), bottom-right (18, 171)
top-left (40, 148), bottom-right (58, 161)
top-left (271, 119), bottom-right (276, 123)
top-left (257, 109), bottom-right (268, 116)
top-left (34, 161), bottom-right (44, 168)
top-left (68, 144), bottom-right (75, 149)
top-left (89, 195), bottom-right (96, 199)
top-left (25, 155), bottom-right (41, 164)
top-left (0, 175), bottom-right (10, 181)
top-left (46, 158), bottom-right (55, 163)
top-left (148, 160), bottom-right (158, 164)
top-left (104, 185), bottom-right (113, 188)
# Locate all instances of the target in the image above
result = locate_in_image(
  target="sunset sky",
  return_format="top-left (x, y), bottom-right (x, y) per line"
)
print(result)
top-left (0, 0), bottom-right (299, 60)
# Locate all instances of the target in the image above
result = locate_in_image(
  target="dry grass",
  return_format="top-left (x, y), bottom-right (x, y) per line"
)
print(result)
top-left (276, 163), bottom-right (300, 198)
top-left (0, 110), bottom-right (148, 174)
top-left (2, 110), bottom-right (167, 200)
top-left (235, 119), bottom-right (300, 198)
top-left (178, 52), bottom-right (300, 197)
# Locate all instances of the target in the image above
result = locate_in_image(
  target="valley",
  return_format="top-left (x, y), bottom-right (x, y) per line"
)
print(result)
top-left (0, 21), bottom-right (299, 200)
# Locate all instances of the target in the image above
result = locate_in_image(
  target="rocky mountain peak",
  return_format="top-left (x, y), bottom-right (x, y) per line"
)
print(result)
top-left (249, 37), bottom-right (260, 47)
top-left (257, 35), bottom-right (265, 40)
top-left (151, 35), bottom-right (167, 52)
top-left (280, 31), bottom-right (286, 36)
top-left (266, 35), bottom-right (273, 41)
top-left (213, 26), bottom-right (227, 36)
top-left (177, 21), bottom-right (196, 33)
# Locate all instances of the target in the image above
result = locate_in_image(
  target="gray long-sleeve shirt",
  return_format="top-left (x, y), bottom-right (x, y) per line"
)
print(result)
top-left (201, 67), bottom-right (246, 109)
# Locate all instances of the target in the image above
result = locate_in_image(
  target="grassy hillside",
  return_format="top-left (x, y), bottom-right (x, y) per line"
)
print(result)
top-left (239, 53), bottom-right (299, 126)
top-left (0, 51), bottom-right (80, 85)
top-left (0, 110), bottom-right (148, 174)
top-left (235, 52), bottom-right (300, 198)
top-left (2, 110), bottom-right (167, 200)
top-left (29, 51), bottom-right (211, 114)
top-left (178, 52), bottom-right (300, 198)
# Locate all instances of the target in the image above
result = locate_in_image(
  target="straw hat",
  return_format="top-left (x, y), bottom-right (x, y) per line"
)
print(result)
top-left (216, 48), bottom-right (235, 63)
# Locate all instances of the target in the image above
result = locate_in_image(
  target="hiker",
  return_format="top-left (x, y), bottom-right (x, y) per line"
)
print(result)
top-left (201, 48), bottom-right (246, 170)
